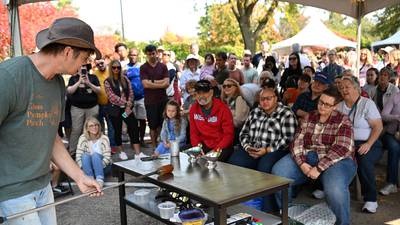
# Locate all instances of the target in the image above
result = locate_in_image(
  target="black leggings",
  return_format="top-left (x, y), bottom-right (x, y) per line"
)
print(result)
top-left (110, 108), bottom-right (139, 146)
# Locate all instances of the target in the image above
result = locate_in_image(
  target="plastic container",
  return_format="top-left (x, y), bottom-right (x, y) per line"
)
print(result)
top-left (170, 141), bottom-right (180, 157)
top-left (178, 208), bottom-right (206, 225)
top-left (158, 201), bottom-right (176, 219)
top-left (133, 189), bottom-right (151, 204)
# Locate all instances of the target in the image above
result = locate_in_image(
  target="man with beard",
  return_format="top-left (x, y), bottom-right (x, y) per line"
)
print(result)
top-left (189, 80), bottom-right (234, 161)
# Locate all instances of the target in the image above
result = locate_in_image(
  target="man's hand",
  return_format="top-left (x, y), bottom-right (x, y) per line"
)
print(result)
top-left (300, 163), bottom-right (312, 175)
top-left (164, 142), bottom-right (171, 148)
top-left (306, 167), bottom-right (321, 180)
top-left (76, 174), bottom-right (103, 197)
top-left (358, 142), bottom-right (371, 155)
top-left (248, 147), bottom-right (267, 159)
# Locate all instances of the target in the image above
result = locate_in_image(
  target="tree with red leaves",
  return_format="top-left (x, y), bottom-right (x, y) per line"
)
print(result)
top-left (0, 2), bottom-right (120, 60)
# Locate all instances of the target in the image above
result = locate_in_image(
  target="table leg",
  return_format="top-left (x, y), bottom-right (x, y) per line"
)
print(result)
top-left (118, 171), bottom-right (127, 225)
top-left (213, 206), bottom-right (227, 225)
top-left (281, 188), bottom-right (289, 225)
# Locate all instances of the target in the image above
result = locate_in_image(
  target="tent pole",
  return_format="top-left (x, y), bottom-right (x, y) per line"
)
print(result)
top-left (355, 1), bottom-right (362, 79)
top-left (7, 0), bottom-right (23, 57)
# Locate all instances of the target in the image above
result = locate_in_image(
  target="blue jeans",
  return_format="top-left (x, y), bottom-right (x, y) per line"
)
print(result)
top-left (0, 184), bottom-right (56, 225)
top-left (82, 153), bottom-right (105, 181)
top-left (355, 140), bottom-right (383, 202)
top-left (228, 146), bottom-right (288, 212)
top-left (98, 105), bottom-right (116, 147)
top-left (272, 153), bottom-right (356, 225)
top-left (382, 134), bottom-right (400, 185)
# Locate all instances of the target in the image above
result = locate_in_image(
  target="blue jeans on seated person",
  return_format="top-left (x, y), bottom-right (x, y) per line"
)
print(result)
top-left (228, 146), bottom-right (288, 212)
top-left (0, 184), bottom-right (57, 225)
top-left (82, 153), bottom-right (107, 181)
top-left (382, 133), bottom-right (400, 185)
top-left (272, 152), bottom-right (356, 225)
top-left (355, 140), bottom-right (383, 202)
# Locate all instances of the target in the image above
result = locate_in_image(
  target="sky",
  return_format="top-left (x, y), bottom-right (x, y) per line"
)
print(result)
top-left (71, 0), bottom-right (332, 41)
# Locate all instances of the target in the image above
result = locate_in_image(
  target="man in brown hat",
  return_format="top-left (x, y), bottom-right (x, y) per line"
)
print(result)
top-left (0, 17), bottom-right (102, 225)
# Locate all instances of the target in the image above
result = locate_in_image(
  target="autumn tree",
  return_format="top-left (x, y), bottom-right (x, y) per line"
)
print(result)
top-left (229, 0), bottom-right (278, 54)
top-left (277, 3), bottom-right (307, 39)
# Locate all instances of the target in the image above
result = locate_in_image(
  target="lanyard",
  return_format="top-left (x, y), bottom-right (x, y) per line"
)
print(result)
top-left (348, 96), bottom-right (361, 125)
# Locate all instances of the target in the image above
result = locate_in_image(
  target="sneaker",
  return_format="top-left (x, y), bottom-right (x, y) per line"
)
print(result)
top-left (379, 184), bottom-right (398, 196)
top-left (136, 152), bottom-right (148, 159)
top-left (111, 147), bottom-right (118, 154)
top-left (52, 185), bottom-right (68, 194)
top-left (312, 189), bottom-right (325, 199)
top-left (362, 201), bottom-right (378, 213)
top-left (96, 179), bottom-right (104, 189)
top-left (119, 151), bottom-right (128, 160)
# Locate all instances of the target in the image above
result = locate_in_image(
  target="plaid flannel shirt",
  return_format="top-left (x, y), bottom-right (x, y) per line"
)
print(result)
top-left (291, 110), bottom-right (355, 172)
top-left (240, 103), bottom-right (297, 152)
top-left (104, 76), bottom-right (134, 107)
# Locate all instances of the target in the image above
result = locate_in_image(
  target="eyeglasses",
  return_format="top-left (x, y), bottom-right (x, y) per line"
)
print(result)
top-left (222, 84), bottom-right (234, 89)
top-left (112, 66), bottom-right (121, 70)
top-left (260, 95), bottom-right (276, 101)
top-left (318, 100), bottom-right (335, 108)
top-left (289, 57), bottom-right (297, 61)
top-left (88, 124), bottom-right (99, 128)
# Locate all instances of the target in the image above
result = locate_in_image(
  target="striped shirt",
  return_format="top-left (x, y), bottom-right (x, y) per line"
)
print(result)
top-left (291, 110), bottom-right (354, 172)
top-left (240, 103), bottom-right (297, 152)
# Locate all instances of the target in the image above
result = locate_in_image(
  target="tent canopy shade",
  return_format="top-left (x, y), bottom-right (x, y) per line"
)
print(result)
top-left (371, 30), bottom-right (400, 49)
top-left (272, 19), bottom-right (356, 55)
top-left (280, 0), bottom-right (400, 19)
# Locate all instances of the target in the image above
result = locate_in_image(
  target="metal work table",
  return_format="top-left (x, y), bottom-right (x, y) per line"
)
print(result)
top-left (113, 153), bottom-right (291, 225)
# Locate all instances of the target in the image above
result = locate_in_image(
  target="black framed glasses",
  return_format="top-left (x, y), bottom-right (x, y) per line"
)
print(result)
top-left (318, 100), bottom-right (335, 108)
top-left (222, 84), bottom-right (234, 89)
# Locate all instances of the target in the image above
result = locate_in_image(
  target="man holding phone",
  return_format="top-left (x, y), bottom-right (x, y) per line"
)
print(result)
top-left (67, 63), bottom-right (101, 157)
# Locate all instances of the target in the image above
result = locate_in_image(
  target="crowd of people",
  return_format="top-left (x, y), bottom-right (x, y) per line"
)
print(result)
top-left (1, 17), bottom-right (400, 225)
top-left (56, 40), bottom-right (400, 225)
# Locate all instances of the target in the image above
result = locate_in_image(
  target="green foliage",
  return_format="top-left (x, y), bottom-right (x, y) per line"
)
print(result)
top-left (277, 3), bottom-right (307, 40)
top-left (324, 12), bottom-right (379, 48)
top-left (374, 5), bottom-right (400, 39)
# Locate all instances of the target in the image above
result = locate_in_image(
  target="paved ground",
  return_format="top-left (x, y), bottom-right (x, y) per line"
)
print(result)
top-left (55, 144), bottom-right (400, 225)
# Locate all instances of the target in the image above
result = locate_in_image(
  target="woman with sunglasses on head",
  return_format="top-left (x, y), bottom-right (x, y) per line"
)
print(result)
top-left (280, 53), bottom-right (302, 94)
top-left (337, 76), bottom-right (383, 214)
top-left (273, 87), bottom-right (356, 225)
top-left (104, 60), bottom-right (142, 160)
top-left (221, 78), bottom-right (250, 145)
top-left (75, 117), bottom-right (112, 188)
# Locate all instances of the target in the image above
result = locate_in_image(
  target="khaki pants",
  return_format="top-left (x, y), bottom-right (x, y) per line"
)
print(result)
top-left (69, 105), bottom-right (99, 155)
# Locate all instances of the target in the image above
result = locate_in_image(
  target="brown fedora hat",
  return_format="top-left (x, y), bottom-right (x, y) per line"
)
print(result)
top-left (36, 17), bottom-right (102, 59)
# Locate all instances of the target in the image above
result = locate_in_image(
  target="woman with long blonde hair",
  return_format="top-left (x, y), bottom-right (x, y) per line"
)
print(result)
top-left (75, 117), bottom-right (112, 187)
top-left (359, 48), bottom-right (373, 86)
top-left (221, 78), bottom-right (250, 145)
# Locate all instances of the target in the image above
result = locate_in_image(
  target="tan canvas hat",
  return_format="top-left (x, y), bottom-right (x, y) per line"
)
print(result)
top-left (36, 17), bottom-right (101, 59)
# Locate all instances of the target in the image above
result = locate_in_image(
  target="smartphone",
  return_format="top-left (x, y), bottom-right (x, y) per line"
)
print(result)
top-left (81, 67), bottom-right (87, 75)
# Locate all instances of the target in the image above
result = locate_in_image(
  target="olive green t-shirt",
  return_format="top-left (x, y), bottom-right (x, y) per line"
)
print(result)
top-left (0, 56), bottom-right (65, 202)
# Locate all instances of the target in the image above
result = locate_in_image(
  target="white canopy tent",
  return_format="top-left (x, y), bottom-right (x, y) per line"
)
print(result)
top-left (371, 30), bottom-right (400, 49)
top-left (272, 19), bottom-right (356, 55)
top-left (278, 0), bottom-right (400, 76)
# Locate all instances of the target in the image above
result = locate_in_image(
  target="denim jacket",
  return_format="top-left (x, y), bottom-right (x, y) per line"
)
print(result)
top-left (160, 118), bottom-right (187, 146)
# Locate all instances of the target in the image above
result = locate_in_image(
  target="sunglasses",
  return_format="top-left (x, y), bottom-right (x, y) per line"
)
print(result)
top-left (260, 95), bottom-right (276, 101)
top-left (222, 84), bottom-right (234, 89)
top-left (96, 62), bottom-right (104, 66)
top-left (163, 53), bottom-right (170, 56)
top-left (112, 66), bottom-right (121, 70)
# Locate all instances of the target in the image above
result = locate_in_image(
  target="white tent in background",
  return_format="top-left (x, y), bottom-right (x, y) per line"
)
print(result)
top-left (272, 19), bottom-right (356, 55)
top-left (371, 30), bottom-right (400, 49)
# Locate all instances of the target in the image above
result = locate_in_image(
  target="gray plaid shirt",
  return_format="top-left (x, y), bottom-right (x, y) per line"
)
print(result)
top-left (240, 102), bottom-right (298, 152)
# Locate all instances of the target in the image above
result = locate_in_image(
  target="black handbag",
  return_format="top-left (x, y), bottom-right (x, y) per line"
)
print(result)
top-left (107, 104), bottom-right (121, 117)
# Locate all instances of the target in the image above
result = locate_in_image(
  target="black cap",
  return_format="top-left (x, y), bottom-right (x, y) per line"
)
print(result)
top-left (195, 80), bottom-right (212, 92)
